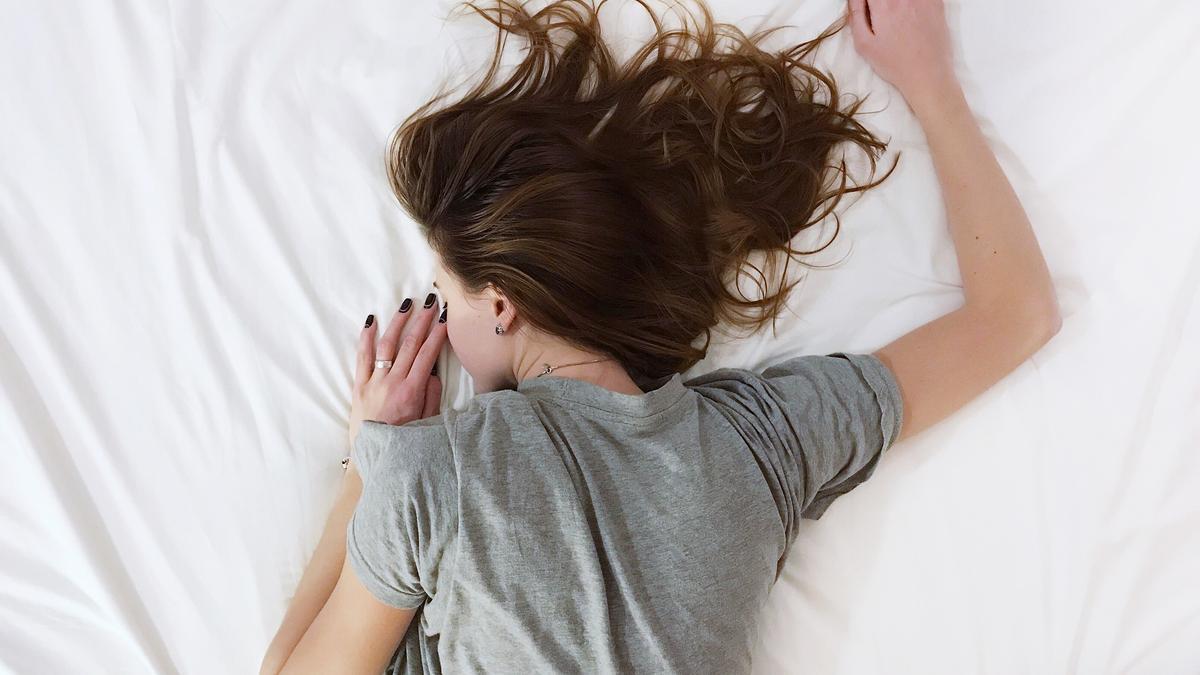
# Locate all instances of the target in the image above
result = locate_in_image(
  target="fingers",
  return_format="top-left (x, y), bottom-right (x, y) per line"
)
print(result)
top-left (421, 371), bottom-right (443, 418)
top-left (389, 293), bottom-right (443, 379)
top-left (407, 305), bottom-right (448, 385)
top-left (354, 314), bottom-right (378, 391)
top-left (374, 297), bottom-right (415, 371)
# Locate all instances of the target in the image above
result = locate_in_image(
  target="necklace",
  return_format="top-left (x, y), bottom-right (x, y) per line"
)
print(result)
top-left (536, 357), bottom-right (613, 377)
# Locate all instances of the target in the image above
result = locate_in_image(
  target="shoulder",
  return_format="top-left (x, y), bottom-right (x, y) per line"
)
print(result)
top-left (682, 351), bottom-right (904, 450)
top-left (684, 351), bottom-right (898, 405)
top-left (346, 415), bottom-right (462, 610)
top-left (685, 351), bottom-right (891, 386)
top-left (439, 387), bottom-right (545, 441)
top-left (352, 389), bottom-right (532, 479)
top-left (351, 414), bottom-right (458, 489)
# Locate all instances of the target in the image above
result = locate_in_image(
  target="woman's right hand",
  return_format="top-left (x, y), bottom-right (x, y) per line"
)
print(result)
top-left (349, 295), bottom-right (446, 449)
top-left (846, 0), bottom-right (959, 110)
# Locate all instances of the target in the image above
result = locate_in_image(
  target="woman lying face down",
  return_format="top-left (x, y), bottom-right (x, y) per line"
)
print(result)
top-left (264, 0), bottom-right (1061, 672)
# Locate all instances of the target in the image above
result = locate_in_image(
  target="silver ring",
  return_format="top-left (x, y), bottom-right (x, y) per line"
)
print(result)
top-left (375, 359), bottom-right (393, 369)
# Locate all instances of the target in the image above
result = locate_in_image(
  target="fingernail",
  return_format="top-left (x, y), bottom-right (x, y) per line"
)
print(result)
top-left (399, 298), bottom-right (412, 313)
top-left (424, 292), bottom-right (437, 308)
top-left (438, 303), bottom-right (447, 323)
top-left (364, 314), bottom-right (374, 327)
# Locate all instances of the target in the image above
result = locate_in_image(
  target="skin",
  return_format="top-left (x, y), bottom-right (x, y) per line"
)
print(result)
top-left (847, 0), bottom-right (1061, 444)
top-left (262, 298), bottom-right (446, 675)
top-left (262, 1), bottom-right (1062, 671)
top-left (263, 260), bottom-right (643, 674)
top-left (431, 260), bottom-right (645, 397)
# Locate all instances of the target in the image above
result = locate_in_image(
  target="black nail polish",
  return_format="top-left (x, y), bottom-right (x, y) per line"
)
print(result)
top-left (438, 304), bottom-right (447, 323)
top-left (424, 292), bottom-right (437, 308)
top-left (399, 298), bottom-right (412, 313)
top-left (364, 314), bottom-right (374, 327)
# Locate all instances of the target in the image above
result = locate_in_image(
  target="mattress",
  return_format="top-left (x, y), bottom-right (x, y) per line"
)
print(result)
top-left (1, 0), bottom-right (1197, 673)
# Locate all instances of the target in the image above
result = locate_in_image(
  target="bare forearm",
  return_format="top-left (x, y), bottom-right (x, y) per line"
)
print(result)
top-left (261, 467), bottom-right (362, 675)
top-left (908, 82), bottom-right (1059, 321)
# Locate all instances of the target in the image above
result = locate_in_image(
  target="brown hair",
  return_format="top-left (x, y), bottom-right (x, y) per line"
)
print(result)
top-left (386, 0), bottom-right (898, 387)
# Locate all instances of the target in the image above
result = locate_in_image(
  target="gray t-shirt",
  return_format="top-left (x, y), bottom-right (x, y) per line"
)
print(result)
top-left (345, 351), bottom-right (904, 674)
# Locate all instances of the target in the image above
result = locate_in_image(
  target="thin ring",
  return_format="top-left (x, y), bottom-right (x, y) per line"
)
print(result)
top-left (375, 359), bottom-right (393, 370)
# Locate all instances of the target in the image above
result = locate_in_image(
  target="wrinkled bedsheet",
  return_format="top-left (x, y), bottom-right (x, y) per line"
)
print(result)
top-left (1, 1), bottom-right (1197, 673)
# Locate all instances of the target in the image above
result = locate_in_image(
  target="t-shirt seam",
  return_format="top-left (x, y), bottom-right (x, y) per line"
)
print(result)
top-left (353, 418), bottom-right (462, 614)
top-left (698, 396), bottom-right (793, 559)
top-left (875, 355), bottom-right (905, 446)
top-left (347, 507), bottom-right (427, 609)
top-left (850, 352), bottom-right (903, 451)
top-left (799, 352), bottom-right (895, 519)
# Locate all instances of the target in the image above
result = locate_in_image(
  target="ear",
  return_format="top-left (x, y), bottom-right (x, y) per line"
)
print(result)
top-left (485, 283), bottom-right (519, 332)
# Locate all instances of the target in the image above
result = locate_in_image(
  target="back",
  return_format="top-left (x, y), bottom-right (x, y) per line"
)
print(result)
top-left (345, 351), bottom-right (904, 674)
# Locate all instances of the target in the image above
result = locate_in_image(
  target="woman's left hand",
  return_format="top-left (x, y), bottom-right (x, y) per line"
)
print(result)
top-left (349, 294), bottom-right (447, 449)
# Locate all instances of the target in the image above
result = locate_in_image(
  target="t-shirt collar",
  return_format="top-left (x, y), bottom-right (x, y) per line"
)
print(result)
top-left (516, 371), bottom-right (688, 418)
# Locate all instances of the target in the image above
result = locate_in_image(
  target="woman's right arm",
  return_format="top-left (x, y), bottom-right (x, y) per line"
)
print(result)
top-left (847, 0), bottom-right (1061, 443)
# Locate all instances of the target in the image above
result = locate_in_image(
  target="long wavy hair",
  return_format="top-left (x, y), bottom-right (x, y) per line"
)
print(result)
top-left (386, 0), bottom-right (898, 388)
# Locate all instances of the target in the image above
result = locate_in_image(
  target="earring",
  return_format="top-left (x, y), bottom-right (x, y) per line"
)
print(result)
top-left (495, 324), bottom-right (505, 335)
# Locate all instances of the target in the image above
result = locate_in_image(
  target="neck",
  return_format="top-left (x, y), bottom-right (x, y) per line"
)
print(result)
top-left (513, 341), bottom-right (642, 395)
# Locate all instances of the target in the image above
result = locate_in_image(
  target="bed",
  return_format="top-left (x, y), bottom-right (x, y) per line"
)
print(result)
top-left (1, 0), bottom-right (1197, 672)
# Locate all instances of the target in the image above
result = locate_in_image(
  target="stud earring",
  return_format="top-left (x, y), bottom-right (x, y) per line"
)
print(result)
top-left (495, 324), bottom-right (505, 335)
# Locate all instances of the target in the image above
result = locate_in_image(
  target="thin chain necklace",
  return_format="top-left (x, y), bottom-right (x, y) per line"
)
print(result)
top-left (536, 357), bottom-right (614, 377)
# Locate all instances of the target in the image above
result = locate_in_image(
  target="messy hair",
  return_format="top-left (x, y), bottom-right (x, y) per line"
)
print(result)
top-left (386, 0), bottom-right (898, 387)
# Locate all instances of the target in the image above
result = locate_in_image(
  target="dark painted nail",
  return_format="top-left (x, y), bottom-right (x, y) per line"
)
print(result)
top-left (399, 298), bottom-right (412, 313)
top-left (424, 292), bottom-right (437, 308)
top-left (438, 304), bottom-right (447, 323)
top-left (364, 314), bottom-right (374, 327)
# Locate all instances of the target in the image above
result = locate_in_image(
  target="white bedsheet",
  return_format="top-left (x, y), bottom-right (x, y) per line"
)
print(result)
top-left (2, 1), bottom-right (1197, 673)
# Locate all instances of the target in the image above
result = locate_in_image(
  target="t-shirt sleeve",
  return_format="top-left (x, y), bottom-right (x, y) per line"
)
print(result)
top-left (689, 351), bottom-right (904, 534)
top-left (344, 416), bottom-right (458, 610)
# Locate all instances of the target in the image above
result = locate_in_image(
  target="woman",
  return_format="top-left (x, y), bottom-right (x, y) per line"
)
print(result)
top-left (263, 0), bottom-right (1060, 672)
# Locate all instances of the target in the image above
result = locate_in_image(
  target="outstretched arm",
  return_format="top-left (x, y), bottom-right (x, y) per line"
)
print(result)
top-left (847, 0), bottom-right (1061, 443)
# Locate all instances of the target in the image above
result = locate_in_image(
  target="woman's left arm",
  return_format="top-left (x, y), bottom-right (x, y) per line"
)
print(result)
top-left (259, 465), bottom-right (363, 675)
top-left (261, 299), bottom-right (448, 674)
top-left (265, 460), bottom-right (419, 675)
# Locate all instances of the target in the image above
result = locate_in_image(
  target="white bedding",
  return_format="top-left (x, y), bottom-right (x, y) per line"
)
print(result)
top-left (2, 1), bottom-right (1197, 673)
